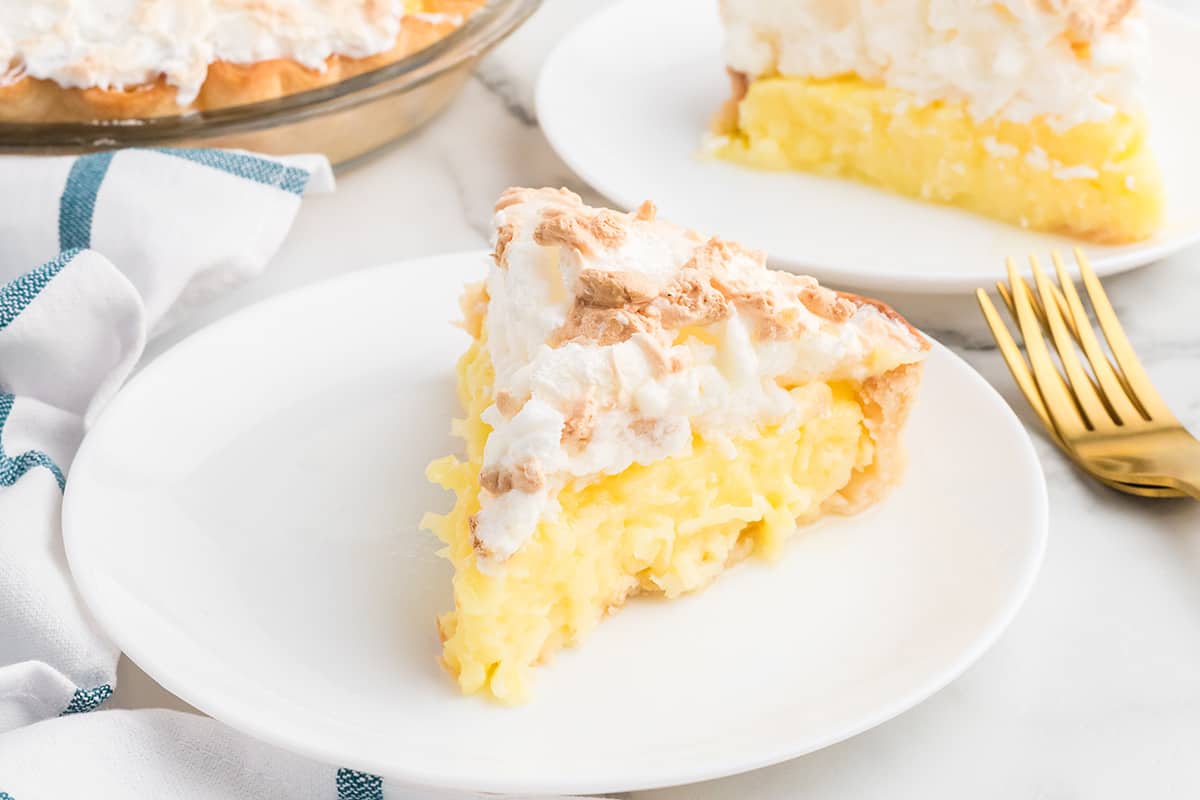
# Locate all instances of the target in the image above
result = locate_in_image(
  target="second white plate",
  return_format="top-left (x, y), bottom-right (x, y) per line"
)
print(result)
top-left (64, 253), bottom-right (1047, 794)
top-left (537, 0), bottom-right (1200, 293)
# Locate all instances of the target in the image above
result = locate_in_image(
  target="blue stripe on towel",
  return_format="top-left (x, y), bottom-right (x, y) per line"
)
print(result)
top-left (155, 148), bottom-right (311, 195)
top-left (336, 769), bottom-right (384, 800)
top-left (0, 394), bottom-right (67, 492)
top-left (59, 152), bottom-right (115, 250)
top-left (0, 250), bottom-right (81, 332)
top-left (61, 684), bottom-right (114, 715)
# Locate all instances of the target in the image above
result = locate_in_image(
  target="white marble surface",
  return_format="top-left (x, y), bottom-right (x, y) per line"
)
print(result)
top-left (113, 1), bottom-right (1200, 797)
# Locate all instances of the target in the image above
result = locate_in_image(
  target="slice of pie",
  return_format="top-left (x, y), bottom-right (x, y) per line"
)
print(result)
top-left (0, 0), bottom-right (485, 122)
top-left (422, 188), bottom-right (929, 703)
top-left (710, 0), bottom-right (1163, 243)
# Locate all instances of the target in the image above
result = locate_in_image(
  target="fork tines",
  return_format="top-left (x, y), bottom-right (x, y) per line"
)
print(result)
top-left (976, 248), bottom-right (1192, 498)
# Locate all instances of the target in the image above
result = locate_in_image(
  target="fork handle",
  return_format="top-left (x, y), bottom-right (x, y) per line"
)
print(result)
top-left (1134, 458), bottom-right (1200, 501)
top-left (1107, 439), bottom-right (1200, 501)
top-left (1161, 444), bottom-right (1200, 501)
top-left (1162, 475), bottom-right (1200, 501)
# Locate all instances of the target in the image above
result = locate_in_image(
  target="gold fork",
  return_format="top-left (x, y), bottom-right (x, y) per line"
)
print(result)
top-left (979, 260), bottom-right (1184, 499)
top-left (986, 278), bottom-right (1182, 499)
top-left (976, 249), bottom-right (1200, 500)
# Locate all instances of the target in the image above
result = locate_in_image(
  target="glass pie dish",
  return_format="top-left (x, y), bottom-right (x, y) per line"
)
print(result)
top-left (0, 0), bottom-right (540, 166)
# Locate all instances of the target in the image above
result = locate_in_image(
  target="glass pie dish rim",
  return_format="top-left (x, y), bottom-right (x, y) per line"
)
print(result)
top-left (0, 0), bottom-right (541, 148)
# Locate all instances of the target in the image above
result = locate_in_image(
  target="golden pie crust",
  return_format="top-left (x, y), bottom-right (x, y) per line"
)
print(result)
top-left (0, 0), bottom-right (487, 123)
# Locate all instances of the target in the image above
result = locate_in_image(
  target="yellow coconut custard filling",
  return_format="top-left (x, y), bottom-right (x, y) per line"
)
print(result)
top-left (421, 188), bottom-right (928, 703)
top-left (712, 0), bottom-right (1163, 243)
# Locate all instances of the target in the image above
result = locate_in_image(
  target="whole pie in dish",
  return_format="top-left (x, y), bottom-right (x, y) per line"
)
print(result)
top-left (0, 0), bottom-right (486, 122)
top-left (710, 0), bottom-right (1163, 244)
top-left (422, 187), bottom-right (929, 703)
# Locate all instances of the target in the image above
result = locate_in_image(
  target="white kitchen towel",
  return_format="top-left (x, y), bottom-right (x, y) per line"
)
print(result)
top-left (0, 149), bottom-right (368, 795)
top-left (0, 148), bottom-right (333, 734)
top-left (0, 150), bottom-right (598, 800)
top-left (0, 709), bottom-right (573, 800)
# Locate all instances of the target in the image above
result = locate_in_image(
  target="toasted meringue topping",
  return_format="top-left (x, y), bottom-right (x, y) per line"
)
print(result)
top-left (0, 1), bottom-right (444, 105)
top-left (1044, 0), bottom-right (1137, 38)
top-left (720, 0), bottom-right (1148, 128)
top-left (470, 188), bottom-right (928, 566)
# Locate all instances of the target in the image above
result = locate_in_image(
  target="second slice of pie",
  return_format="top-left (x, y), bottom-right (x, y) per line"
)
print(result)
top-left (710, 0), bottom-right (1163, 243)
top-left (423, 188), bottom-right (929, 703)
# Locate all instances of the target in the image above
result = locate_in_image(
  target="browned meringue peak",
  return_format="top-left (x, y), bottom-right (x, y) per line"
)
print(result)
top-left (1041, 0), bottom-right (1138, 38)
top-left (495, 187), bottom-right (922, 354)
top-left (469, 187), bottom-right (929, 564)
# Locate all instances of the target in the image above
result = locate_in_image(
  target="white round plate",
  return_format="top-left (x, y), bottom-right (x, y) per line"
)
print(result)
top-left (537, 0), bottom-right (1200, 293)
top-left (64, 253), bottom-right (1048, 795)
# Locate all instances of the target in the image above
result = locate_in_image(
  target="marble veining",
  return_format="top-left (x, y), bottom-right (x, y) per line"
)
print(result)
top-left (474, 64), bottom-right (538, 127)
